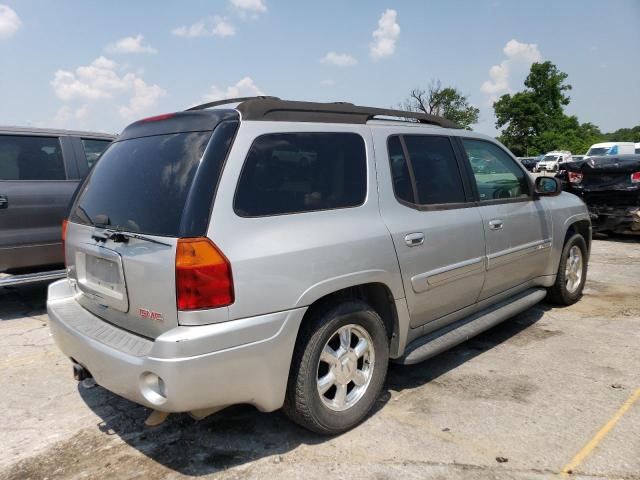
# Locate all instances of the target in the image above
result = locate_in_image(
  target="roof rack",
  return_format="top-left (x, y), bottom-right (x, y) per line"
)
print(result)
top-left (185, 97), bottom-right (460, 129)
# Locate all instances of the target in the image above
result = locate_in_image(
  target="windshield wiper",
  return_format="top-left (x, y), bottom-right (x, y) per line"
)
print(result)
top-left (92, 229), bottom-right (171, 247)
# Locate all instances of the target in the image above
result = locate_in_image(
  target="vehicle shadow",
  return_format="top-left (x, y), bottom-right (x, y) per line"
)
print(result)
top-left (77, 303), bottom-right (550, 476)
top-left (0, 283), bottom-right (49, 321)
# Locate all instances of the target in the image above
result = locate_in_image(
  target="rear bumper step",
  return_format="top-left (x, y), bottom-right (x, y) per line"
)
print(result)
top-left (0, 269), bottom-right (66, 287)
top-left (396, 288), bottom-right (547, 365)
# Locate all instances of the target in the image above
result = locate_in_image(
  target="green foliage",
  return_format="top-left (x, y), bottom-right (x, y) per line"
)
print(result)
top-left (493, 61), bottom-right (638, 156)
top-left (402, 80), bottom-right (479, 129)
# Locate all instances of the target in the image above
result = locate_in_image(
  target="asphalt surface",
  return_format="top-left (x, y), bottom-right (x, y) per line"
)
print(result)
top-left (0, 237), bottom-right (639, 480)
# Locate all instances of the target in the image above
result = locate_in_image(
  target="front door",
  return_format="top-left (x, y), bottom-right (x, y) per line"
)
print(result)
top-left (459, 137), bottom-right (552, 300)
top-left (375, 131), bottom-right (486, 328)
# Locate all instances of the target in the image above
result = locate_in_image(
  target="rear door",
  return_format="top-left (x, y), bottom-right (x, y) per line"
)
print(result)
top-left (71, 136), bottom-right (113, 177)
top-left (458, 137), bottom-right (552, 300)
top-left (66, 113), bottom-right (238, 338)
top-left (374, 129), bottom-right (486, 328)
top-left (0, 134), bottom-right (77, 272)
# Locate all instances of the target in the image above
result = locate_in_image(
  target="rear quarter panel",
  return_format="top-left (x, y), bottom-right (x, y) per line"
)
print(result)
top-left (207, 121), bottom-right (404, 321)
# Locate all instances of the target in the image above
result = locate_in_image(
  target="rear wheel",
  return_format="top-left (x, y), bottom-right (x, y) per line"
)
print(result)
top-left (283, 300), bottom-right (389, 435)
top-left (547, 233), bottom-right (588, 305)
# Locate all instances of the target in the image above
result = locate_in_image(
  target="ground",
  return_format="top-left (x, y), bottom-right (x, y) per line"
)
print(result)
top-left (1, 237), bottom-right (639, 480)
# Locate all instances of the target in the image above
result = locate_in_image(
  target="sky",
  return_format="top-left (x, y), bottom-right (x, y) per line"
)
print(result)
top-left (0, 0), bottom-right (638, 136)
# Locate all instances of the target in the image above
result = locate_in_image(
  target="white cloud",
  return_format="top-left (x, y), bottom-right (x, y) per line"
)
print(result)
top-left (230, 0), bottom-right (267, 14)
top-left (202, 76), bottom-right (264, 102)
top-left (481, 39), bottom-right (542, 103)
top-left (51, 56), bottom-right (166, 124)
top-left (105, 34), bottom-right (157, 54)
top-left (320, 79), bottom-right (335, 86)
top-left (172, 16), bottom-right (235, 38)
top-left (370, 9), bottom-right (400, 60)
top-left (0, 4), bottom-right (21, 39)
top-left (321, 51), bottom-right (358, 67)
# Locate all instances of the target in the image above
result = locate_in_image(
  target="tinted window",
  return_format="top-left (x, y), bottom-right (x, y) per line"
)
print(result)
top-left (387, 136), bottom-right (415, 203)
top-left (462, 138), bottom-right (529, 201)
top-left (0, 135), bottom-right (65, 180)
top-left (402, 135), bottom-right (466, 205)
top-left (81, 139), bottom-right (112, 169)
top-left (71, 131), bottom-right (211, 236)
top-left (234, 133), bottom-right (366, 217)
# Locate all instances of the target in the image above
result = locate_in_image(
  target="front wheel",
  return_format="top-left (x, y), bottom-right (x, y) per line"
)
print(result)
top-left (547, 233), bottom-right (588, 305)
top-left (283, 301), bottom-right (389, 435)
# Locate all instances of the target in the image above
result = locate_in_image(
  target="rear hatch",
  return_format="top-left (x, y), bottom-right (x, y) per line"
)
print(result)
top-left (66, 110), bottom-right (239, 338)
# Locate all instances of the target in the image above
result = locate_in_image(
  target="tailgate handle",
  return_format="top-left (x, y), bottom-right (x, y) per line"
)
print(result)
top-left (404, 232), bottom-right (425, 247)
top-left (0, 195), bottom-right (7, 209)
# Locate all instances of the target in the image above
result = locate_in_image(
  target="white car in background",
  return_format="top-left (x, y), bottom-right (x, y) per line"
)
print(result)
top-left (534, 150), bottom-right (572, 172)
top-left (586, 142), bottom-right (635, 156)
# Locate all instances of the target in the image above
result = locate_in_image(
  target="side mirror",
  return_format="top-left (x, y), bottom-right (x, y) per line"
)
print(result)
top-left (534, 176), bottom-right (561, 196)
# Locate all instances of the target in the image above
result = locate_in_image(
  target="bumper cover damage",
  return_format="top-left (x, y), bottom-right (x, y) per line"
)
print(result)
top-left (562, 155), bottom-right (640, 234)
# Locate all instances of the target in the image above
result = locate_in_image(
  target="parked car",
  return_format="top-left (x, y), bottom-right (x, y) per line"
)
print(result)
top-left (586, 142), bottom-right (635, 156)
top-left (635, 143), bottom-right (640, 154)
top-left (517, 156), bottom-right (539, 172)
top-left (47, 98), bottom-right (591, 435)
top-left (0, 126), bottom-right (114, 286)
top-left (533, 150), bottom-right (572, 172)
top-left (563, 154), bottom-right (640, 234)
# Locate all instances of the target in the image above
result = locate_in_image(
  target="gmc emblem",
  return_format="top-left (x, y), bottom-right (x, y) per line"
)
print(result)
top-left (138, 308), bottom-right (164, 322)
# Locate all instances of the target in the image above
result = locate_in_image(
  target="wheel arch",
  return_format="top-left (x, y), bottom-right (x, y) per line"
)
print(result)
top-left (297, 280), bottom-right (409, 359)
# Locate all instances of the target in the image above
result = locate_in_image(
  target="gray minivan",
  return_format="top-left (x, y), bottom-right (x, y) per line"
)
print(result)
top-left (0, 126), bottom-right (114, 284)
top-left (47, 98), bottom-right (590, 434)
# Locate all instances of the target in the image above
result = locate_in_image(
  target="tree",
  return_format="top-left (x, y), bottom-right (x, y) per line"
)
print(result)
top-left (401, 80), bottom-right (479, 129)
top-left (493, 61), bottom-right (602, 156)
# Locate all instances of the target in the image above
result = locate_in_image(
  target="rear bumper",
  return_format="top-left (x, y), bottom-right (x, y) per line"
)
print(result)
top-left (47, 279), bottom-right (305, 413)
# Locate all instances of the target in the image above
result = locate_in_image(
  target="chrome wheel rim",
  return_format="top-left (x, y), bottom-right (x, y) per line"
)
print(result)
top-left (316, 324), bottom-right (375, 412)
top-left (565, 245), bottom-right (583, 294)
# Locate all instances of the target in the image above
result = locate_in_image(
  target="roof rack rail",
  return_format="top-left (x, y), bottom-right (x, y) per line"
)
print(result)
top-left (185, 97), bottom-right (460, 129)
top-left (186, 96), bottom-right (280, 111)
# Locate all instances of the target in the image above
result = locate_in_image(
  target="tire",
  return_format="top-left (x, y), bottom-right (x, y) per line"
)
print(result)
top-left (283, 300), bottom-right (389, 435)
top-left (547, 233), bottom-right (588, 305)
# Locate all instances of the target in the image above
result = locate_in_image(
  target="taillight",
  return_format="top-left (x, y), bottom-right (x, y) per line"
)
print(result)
top-left (175, 237), bottom-right (233, 310)
top-left (631, 171), bottom-right (640, 183)
top-left (62, 219), bottom-right (68, 265)
top-left (568, 172), bottom-right (583, 184)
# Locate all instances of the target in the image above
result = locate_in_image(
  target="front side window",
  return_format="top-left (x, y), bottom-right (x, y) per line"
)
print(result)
top-left (0, 135), bottom-right (65, 180)
top-left (461, 138), bottom-right (530, 201)
top-left (81, 139), bottom-right (112, 170)
top-left (386, 134), bottom-right (466, 206)
top-left (234, 133), bottom-right (367, 217)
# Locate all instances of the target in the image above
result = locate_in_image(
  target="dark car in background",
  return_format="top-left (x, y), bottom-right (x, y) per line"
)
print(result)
top-left (0, 126), bottom-right (114, 286)
top-left (517, 156), bottom-right (539, 172)
top-left (563, 154), bottom-right (640, 234)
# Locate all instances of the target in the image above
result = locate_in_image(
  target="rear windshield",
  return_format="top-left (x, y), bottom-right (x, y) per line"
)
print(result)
top-left (70, 131), bottom-right (212, 236)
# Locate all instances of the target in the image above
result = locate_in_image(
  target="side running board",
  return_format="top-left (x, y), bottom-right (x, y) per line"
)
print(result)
top-left (396, 288), bottom-right (547, 365)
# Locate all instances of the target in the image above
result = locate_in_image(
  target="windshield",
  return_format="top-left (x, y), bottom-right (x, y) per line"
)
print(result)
top-left (70, 131), bottom-right (212, 236)
top-left (587, 147), bottom-right (612, 156)
top-left (542, 155), bottom-right (559, 162)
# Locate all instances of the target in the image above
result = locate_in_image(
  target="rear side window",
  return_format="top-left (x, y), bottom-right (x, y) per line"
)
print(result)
top-left (0, 135), bottom-right (65, 180)
top-left (461, 138), bottom-right (529, 201)
top-left (387, 135), bottom-right (466, 206)
top-left (81, 139), bottom-right (112, 169)
top-left (71, 131), bottom-right (212, 236)
top-left (234, 133), bottom-right (367, 217)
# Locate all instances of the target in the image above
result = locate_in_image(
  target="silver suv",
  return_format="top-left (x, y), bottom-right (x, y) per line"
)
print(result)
top-left (47, 97), bottom-right (590, 434)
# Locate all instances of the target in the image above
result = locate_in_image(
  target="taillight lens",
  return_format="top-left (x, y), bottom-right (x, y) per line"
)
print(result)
top-left (631, 171), bottom-right (640, 183)
top-left (61, 219), bottom-right (68, 265)
top-left (175, 238), bottom-right (233, 310)
top-left (568, 172), bottom-right (583, 184)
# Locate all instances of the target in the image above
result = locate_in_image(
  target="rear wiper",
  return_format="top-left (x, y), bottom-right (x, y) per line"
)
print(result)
top-left (92, 229), bottom-right (171, 247)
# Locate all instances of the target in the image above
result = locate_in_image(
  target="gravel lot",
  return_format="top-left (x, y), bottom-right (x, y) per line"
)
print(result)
top-left (1, 237), bottom-right (639, 480)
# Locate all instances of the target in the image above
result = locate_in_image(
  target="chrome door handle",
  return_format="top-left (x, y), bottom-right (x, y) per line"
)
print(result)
top-left (488, 219), bottom-right (503, 230)
top-left (0, 195), bottom-right (7, 209)
top-left (404, 232), bottom-right (424, 247)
